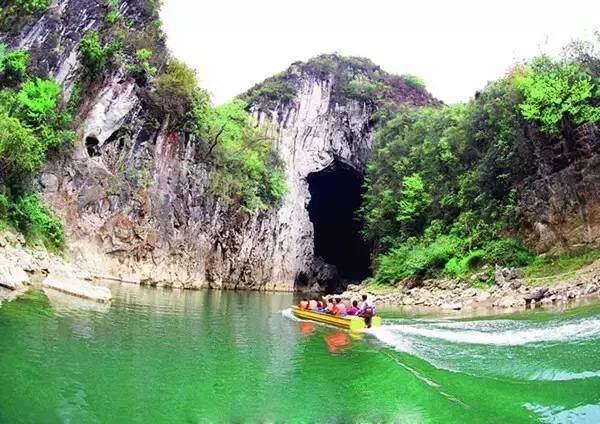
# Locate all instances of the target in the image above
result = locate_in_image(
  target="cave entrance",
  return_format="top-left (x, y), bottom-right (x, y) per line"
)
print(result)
top-left (307, 160), bottom-right (371, 287)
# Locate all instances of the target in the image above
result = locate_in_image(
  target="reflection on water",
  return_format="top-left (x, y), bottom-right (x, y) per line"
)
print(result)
top-left (323, 331), bottom-right (350, 355)
top-left (0, 282), bottom-right (598, 423)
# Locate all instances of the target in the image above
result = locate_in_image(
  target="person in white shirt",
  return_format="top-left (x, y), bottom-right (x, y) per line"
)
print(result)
top-left (357, 294), bottom-right (375, 327)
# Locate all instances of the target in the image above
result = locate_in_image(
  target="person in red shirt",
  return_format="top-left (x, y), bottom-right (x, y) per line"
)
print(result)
top-left (335, 298), bottom-right (347, 316)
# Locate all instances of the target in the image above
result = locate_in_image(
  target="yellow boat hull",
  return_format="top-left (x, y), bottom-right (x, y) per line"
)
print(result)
top-left (291, 306), bottom-right (381, 332)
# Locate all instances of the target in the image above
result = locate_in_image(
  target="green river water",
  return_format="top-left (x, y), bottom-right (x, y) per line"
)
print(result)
top-left (0, 283), bottom-right (599, 423)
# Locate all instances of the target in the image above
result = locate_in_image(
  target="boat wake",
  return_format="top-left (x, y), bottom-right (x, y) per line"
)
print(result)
top-left (368, 317), bottom-right (600, 347)
top-left (366, 314), bottom-right (600, 381)
top-left (281, 308), bottom-right (305, 322)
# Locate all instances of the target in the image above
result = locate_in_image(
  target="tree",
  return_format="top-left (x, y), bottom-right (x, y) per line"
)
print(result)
top-left (515, 56), bottom-right (600, 135)
top-left (147, 59), bottom-right (199, 128)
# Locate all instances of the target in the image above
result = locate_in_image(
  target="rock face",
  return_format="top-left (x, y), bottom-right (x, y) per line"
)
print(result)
top-left (0, 258), bottom-right (29, 290)
top-left (2, 1), bottom-right (438, 291)
top-left (518, 123), bottom-right (600, 254)
top-left (42, 268), bottom-right (112, 303)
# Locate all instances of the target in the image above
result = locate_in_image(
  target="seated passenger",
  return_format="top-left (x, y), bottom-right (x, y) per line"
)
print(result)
top-left (308, 298), bottom-right (318, 310)
top-left (299, 298), bottom-right (309, 309)
top-left (325, 298), bottom-right (334, 313)
top-left (357, 294), bottom-right (376, 328)
top-left (335, 298), bottom-right (347, 316)
top-left (347, 300), bottom-right (359, 316)
top-left (316, 299), bottom-right (324, 310)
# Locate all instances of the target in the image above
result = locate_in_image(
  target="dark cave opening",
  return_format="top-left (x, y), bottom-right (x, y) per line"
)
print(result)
top-left (307, 161), bottom-right (371, 286)
top-left (85, 136), bottom-right (100, 157)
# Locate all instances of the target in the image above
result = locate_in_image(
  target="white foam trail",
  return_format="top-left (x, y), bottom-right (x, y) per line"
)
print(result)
top-left (529, 369), bottom-right (600, 381)
top-left (369, 318), bottom-right (600, 346)
top-left (281, 308), bottom-right (305, 322)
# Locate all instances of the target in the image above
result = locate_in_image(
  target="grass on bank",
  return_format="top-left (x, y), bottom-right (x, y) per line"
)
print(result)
top-left (363, 246), bottom-right (600, 290)
top-left (524, 248), bottom-right (600, 284)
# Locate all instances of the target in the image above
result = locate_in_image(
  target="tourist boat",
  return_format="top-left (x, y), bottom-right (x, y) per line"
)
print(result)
top-left (291, 306), bottom-right (382, 332)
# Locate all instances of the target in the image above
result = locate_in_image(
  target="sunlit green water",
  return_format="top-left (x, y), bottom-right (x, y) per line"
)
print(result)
top-left (0, 283), bottom-right (599, 423)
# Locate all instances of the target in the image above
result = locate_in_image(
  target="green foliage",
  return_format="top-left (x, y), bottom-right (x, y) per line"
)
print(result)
top-left (16, 78), bottom-right (60, 124)
top-left (362, 72), bottom-right (539, 284)
top-left (483, 239), bottom-right (533, 267)
top-left (106, 0), bottom-right (120, 25)
top-left (127, 48), bottom-right (157, 83)
top-left (147, 59), bottom-right (198, 128)
top-left (243, 74), bottom-right (297, 106)
top-left (305, 55), bottom-right (339, 76)
top-left (344, 78), bottom-right (387, 102)
top-left (397, 173), bottom-right (431, 224)
top-left (67, 83), bottom-right (82, 113)
top-left (78, 31), bottom-right (122, 81)
top-left (7, 193), bottom-right (64, 250)
top-left (2, 0), bottom-right (50, 15)
top-left (402, 74), bottom-right (426, 89)
top-left (444, 250), bottom-right (485, 278)
top-left (0, 0), bottom-right (51, 31)
top-left (525, 248), bottom-right (600, 282)
top-left (0, 49), bottom-right (69, 250)
top-left (135, 49), bottom-right (156, 75)
top-left (515, 56), bottom-right (600, 134)
top-left (374, 235), bottom-right (465, 284)
top-left (0, 112), bottom-right (43, 175)
top-left (0, 45), bottom-right (30, 82)
top-left (244, 53), bottom-right (432, 109)
top-left (142, 57), bottom-right (287, 212)
top-left (195, 99), bottom-right (286, 211)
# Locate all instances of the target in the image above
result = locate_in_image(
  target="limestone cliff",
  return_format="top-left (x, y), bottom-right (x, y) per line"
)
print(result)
top-left (518, 123), bottom-right (600, 254)
top-left (1, 0), bottom-right (437, 290)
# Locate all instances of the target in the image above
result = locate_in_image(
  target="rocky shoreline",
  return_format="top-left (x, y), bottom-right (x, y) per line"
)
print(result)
top-left (0, 231), bottom-right (111, 306)
top-left (337, 266), bottom-right (600, 312)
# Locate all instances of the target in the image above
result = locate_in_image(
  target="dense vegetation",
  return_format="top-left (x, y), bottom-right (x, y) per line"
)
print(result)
top-left (362, 37), bottom-right (600, 285)
top-left (0, 44), bottom-right (71, 250)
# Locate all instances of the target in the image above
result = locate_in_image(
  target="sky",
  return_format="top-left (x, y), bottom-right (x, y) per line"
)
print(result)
top-left (161, 0), bottom-right (600, 105)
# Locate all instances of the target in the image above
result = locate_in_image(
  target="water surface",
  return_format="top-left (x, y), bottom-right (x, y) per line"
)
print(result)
top-left (0, 283), bottom-right (599, 423)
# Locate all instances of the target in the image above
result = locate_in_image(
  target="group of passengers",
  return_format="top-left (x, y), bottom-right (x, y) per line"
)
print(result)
top-left (298, 294), bottom-right (375, 318)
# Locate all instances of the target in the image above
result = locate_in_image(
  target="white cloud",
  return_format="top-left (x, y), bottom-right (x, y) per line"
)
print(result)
top-left (161, 0), bottom-right (600, 104)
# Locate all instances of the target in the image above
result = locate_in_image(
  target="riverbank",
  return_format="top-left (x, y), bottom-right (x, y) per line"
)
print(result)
top-left (337, 264), bottom-right (600, 312)
top-left (0, 231), bottom-right (111, 305)
top-left (2, 226), bottom-right (600, 312)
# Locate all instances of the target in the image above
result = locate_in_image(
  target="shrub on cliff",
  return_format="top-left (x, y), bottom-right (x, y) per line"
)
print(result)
top-left (126, 48), bottom-right (157, 85)
top-left (143, 60), bottom-right (286, 212)
top-left (402, 74), bottom-right (426, 90)
top-left (195, 99), bottom-right (286, 211)
top-left (8, 193), bottom-right (64, 250)
top-left (146, 59), bottom-right (198, 129)
top-left (0, 44), bottom-right (30, 83)
top-left (78, 31), bottom-right (122, 82)
top-left (0, 48), bottom-right (70, 250)
top-left (0, 0), bottom-right (51, 32)
top-left (344, 78), bottom-right (387, 102)
top-left (242, 73), bottom-right (297, 108)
